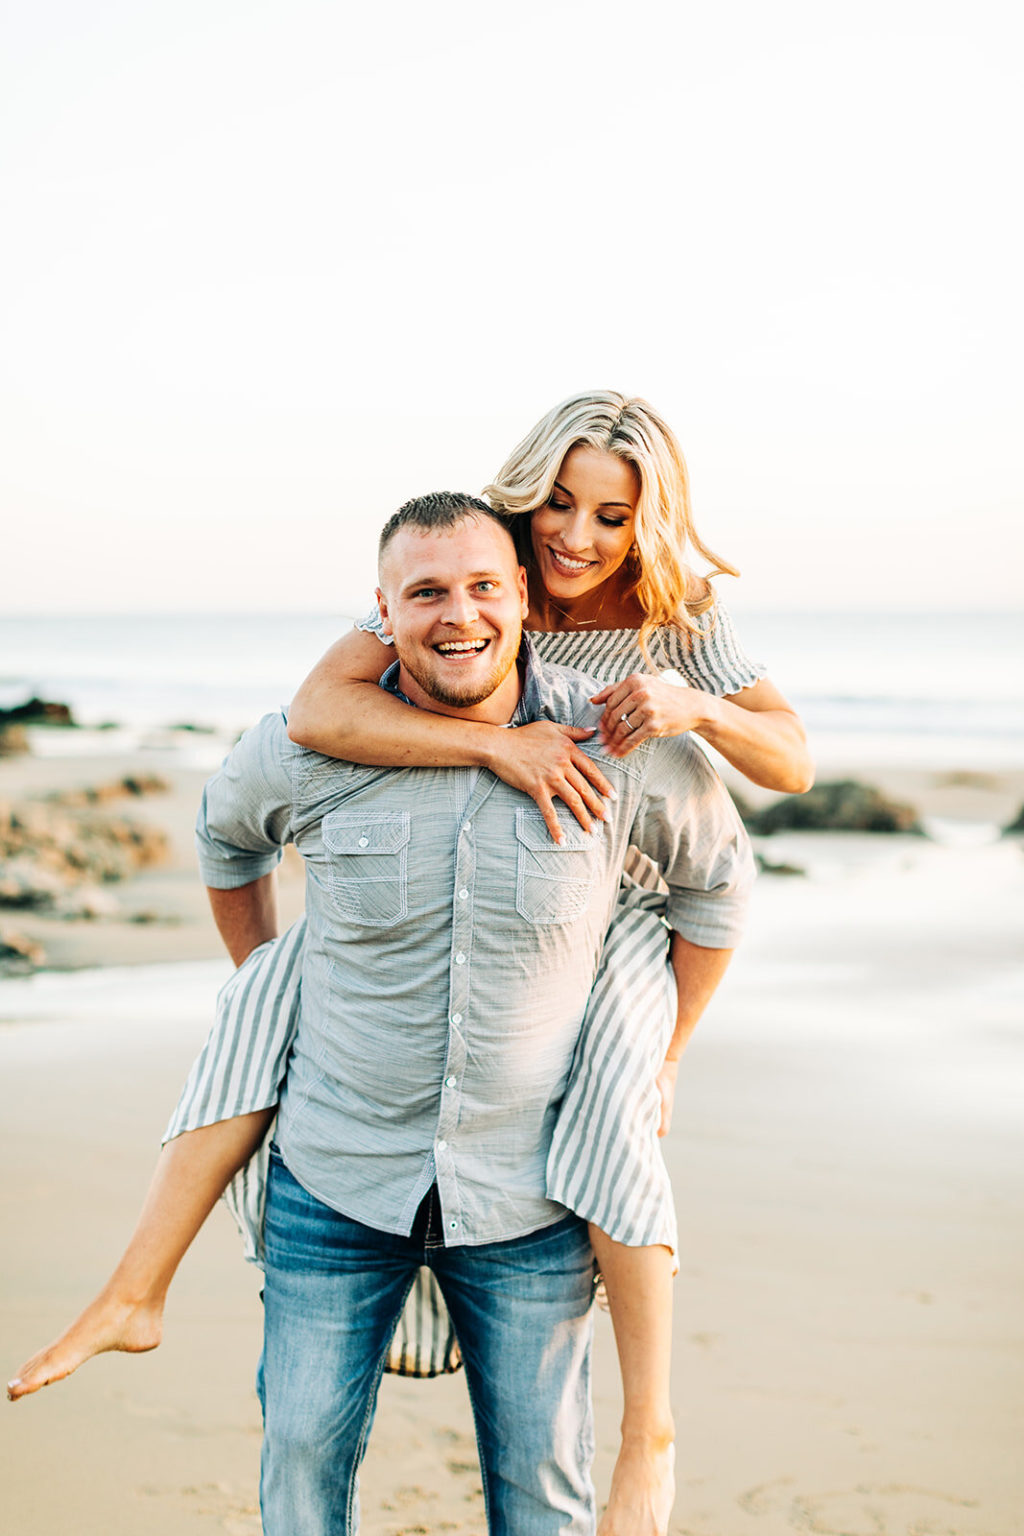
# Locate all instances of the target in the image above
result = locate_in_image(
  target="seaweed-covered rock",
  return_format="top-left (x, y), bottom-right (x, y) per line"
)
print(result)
top-left (754, 852), bottom-right (806, 876)
top-left (0, 697), bottom-right (75, 727)
top-left (727, 787), bottom-right (756, 824)
top-left (1003, 803), bottom-right (1024, 836)
top-left (746, 779), bottom-right (924, 836)
top-left (0, 928), bottom-right (45, 975)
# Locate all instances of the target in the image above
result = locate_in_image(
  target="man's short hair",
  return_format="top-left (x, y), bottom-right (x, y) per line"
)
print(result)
top-left (377, 492), bottom-right (514, 565)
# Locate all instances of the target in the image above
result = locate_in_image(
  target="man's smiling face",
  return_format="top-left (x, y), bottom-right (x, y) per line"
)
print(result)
top-left (377, 513), bottom-right (529, 722)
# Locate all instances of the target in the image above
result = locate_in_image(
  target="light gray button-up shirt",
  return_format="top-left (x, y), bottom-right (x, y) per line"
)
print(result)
top-left (196, 640), bottom-right (754, 1246)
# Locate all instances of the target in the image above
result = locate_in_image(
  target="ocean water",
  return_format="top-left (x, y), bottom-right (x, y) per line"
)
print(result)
top-left (1, 609), bottom-right (1022, 770)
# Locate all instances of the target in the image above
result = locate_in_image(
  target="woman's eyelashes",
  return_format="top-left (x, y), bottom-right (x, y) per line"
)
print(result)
top-left (547, 497), bottom-right (628, 529)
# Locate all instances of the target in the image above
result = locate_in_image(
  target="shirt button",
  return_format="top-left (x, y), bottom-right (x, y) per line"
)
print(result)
top-left (458, 887), bottom-right (469, 900)
top-left (455, 952), bottom-right (466, 965)
top-left (436, 1139), bottom-right (447, 1151)
top-left (451, 1012), bottom-right (462, 1025)
top-left (358, 836), bottom-right (369, 847)
top-left (449, 1219), bottom-right (458, 1230)
top-left (445, 1075), bottom-right (457, 1088)
top-left (463, 822), bottom-right (472, 834)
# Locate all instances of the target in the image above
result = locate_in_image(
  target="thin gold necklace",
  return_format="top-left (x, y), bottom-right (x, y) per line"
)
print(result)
top-left (546, 600), bottom-right (599, 628)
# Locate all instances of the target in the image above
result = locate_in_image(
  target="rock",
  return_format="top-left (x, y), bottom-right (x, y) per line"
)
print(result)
top-left (728, 787), bottom-right (756, 824)
top-left (0, 928), bottom-right (45, 975)
top-left (0, 724), bottom-right (30, 757)
top-left (1003, 804), bottom-right (1024, 836)
top-left (47, 773), bottom-right (170, 807)
top-left (0, 789), bottom-right (170, 912)
top-left (745, 779), bottom-right (924, 836)
top-left (54, 885), bottom-right (121, 920)
top-left (0, 696), bottom-right (75, 727)
top-left (754, 852), bottom-right (806, 876)
top-left (0, 859), bottom-right (69, 909)
top-left (119, 772), bottom-right (170, 797)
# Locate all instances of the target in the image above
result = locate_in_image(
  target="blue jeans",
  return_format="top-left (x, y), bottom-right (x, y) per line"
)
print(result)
top-left (258, 1149), bottom-right (597, 1535)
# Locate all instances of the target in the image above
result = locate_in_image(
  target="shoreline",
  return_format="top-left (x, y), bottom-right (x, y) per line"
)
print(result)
top-left (2, 740), bottom-right (1022, 977)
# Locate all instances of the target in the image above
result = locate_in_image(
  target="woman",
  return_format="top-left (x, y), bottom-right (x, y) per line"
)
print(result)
top-left (10, 392), bottom-right (811, 1534)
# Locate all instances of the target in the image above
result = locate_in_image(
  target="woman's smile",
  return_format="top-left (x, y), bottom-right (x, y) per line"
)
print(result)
top-left (531, 444), bottom-right (640, 617)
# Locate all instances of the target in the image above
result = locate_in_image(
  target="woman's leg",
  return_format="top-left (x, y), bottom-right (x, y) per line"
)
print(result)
top-left (545, 885), bottom-right (680, 1533)
top-left (589, 1229), bottom-right (675, 1536)
top-left (7, 1109), bottom-right (273, 1400)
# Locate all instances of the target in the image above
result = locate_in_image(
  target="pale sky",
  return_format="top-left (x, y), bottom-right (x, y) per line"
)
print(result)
top-left (2, 0), bottom-right (1021, 615)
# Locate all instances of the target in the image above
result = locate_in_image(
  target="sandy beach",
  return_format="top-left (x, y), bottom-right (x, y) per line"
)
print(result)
top-left (1, 742), bottom-right (1022, 1534)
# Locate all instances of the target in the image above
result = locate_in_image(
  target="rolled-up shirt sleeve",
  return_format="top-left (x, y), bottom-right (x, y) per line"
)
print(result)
top-left (196, 710), bottom-right (297, 889)
top-left (629, 737), bottom-right (756, 948)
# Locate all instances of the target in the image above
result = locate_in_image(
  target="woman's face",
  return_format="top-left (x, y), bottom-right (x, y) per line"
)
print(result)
top-left (530, 445), bottom-right (640, 605)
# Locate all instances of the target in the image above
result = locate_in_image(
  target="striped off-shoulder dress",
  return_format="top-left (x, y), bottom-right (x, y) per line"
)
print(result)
top-left (165, 605), bottom-right (764, 1375)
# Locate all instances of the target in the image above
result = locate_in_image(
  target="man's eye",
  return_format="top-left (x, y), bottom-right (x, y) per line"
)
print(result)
top-left (476, 582), bottom-right (497, 593)
top-left (413, 588), bottom-right (439, 599)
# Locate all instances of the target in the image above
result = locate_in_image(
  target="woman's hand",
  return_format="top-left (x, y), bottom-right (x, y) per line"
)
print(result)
top-left (591, 674), bottom-right (713, 758)
top-left (490, 721), bottom-right (615, 843)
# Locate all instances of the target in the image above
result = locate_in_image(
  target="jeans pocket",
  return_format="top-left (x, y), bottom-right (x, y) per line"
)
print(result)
top-left (322, 809), bottom-right (411, 927)
top-left (514, 808), bottom-right (599, 924)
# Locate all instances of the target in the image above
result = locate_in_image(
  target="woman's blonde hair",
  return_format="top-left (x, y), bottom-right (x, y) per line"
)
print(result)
top-left (483, 391), bottom-right (738, 655)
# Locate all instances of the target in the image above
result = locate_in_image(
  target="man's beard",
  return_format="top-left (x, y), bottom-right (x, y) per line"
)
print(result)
top-left (400, 638), bottom-right (520, 710)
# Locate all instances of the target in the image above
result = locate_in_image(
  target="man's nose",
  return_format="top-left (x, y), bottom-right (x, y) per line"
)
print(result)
top-left (441, 588), bottom-right (480, 626)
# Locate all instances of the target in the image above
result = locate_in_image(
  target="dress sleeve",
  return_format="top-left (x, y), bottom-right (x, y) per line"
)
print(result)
top-left (353, 603), bottom-right (395, 647)
top-left (659, 600), bottom-right (767, 696)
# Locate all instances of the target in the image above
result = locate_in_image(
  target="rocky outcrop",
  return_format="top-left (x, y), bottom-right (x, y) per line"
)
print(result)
top-left (45, 773), bottom-right (170, 808)
top-left (745, 779), bottom-right (924, 836)
top-left (1003, 804), bottom-right (1024, 836)
top-left (0, 928), bottom-right (45, 976)
top-left (0, 779), bottom-right (170, 928)
top-left (0, 697), bottom-right (75, 727)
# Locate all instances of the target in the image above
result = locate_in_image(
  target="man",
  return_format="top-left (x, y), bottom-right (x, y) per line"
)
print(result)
top-left (196, 492), bottom-right (754, 1535)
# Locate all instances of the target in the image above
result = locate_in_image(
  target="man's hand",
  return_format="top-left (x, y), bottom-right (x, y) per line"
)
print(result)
top-left (598, 1439), bottom-right (675, 1536)
top-left (207, 874), bottom-right (279, 966)
top-left (655, 1057), bottom-right (679, 1138)
top-left (486, 720), bottom-right (616, 843)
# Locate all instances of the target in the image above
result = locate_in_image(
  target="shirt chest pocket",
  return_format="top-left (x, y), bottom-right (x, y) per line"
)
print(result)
top-left (515, 808), bottom-right (599, 925)
top-left (321, 810), bottom-right (411, 927)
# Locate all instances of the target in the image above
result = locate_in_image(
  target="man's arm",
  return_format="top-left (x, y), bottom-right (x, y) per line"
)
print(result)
top-left (628, 734), bottom-right (756, 1133)
top-left (207, 872), bottom-right (280, 966)
top-left (195, 712), bottom-right (297, 962)
top-left (656, 933), bottom-right (733, 1135)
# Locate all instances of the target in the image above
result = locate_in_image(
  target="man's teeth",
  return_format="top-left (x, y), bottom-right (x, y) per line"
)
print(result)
top-left (436, 640), bottom-right (488, 653)
top-left (551, 551), bottom-right (591, 572)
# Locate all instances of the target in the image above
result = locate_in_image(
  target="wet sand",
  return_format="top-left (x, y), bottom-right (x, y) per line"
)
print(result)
top-left (1, 747), bottom-right (1022, 1533)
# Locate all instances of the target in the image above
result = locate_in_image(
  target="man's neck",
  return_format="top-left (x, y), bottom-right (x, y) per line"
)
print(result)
top-left (393, 663), bottom-right (524, 726)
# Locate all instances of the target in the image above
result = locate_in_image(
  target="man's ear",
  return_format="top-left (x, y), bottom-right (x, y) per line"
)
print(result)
top-left (376, 587), bottom-right (394, 637)
top-left (517, 564), bottom-right (529, 618)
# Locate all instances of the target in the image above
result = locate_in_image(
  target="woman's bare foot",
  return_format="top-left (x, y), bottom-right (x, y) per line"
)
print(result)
top-left (597, 1438), bottom-right (675, 1536)
top-left (7, 1286), bottom-right (164, 1401)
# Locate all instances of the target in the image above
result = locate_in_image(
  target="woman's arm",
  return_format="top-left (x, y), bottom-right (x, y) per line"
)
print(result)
top-left (591, 673), bottom-right (814, 793)
top-left (288, 629), bottom-right (615, 842)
